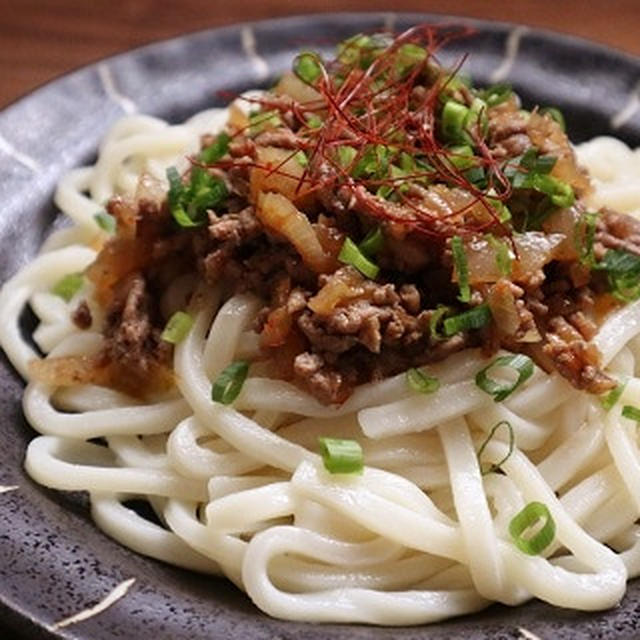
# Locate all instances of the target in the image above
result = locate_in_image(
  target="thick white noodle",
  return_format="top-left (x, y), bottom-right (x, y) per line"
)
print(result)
top-left (1, 115), bottom-right (639, 625)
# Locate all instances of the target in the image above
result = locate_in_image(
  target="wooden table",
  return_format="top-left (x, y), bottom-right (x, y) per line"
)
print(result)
top-left (1, 0), bottom-right (639, 109)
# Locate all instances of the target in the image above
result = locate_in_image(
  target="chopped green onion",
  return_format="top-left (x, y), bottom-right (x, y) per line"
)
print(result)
top-left (443, 304), bottom-right (492, 336)
top-left (352, 144), bottom-right (390, 179)
top-left (336, 145), bottom-right (357, 169)
top-left (475, 354), bottom-right (534, 402)
top-left (294, 150), bottom-right (308, 167)
top-left (293, 52), bottom-right (322, 84)
top-left (211, 361), bottom-right (249, 405)
top-left (596, 249), bottom-right (640, 302)
top-left (338, 237), bottom-right (380, 279)
top-left (430, 305), bottom-right (454, 340)
top-left (167, 167), bottom-right (199, 228)
top-left (199, 132), bottom-right (230, 164)
top-left (94, 211), bottom-right (116, 234)
top-left (451, 236), bottom-right (470, 303)
top-left (464, 165), bottom-right (487, 188)
top-left (493, 200), bottom-right (512, 223)
top-left (51, 272), bottom-right (84, 302)
top-left (306, 114), bottom-right (323, 129)
top-left (509, 502), bottom-right (556, 555)
top-left (622, 405), bottom-right (640, 422)
top-left (447, 144), bottom-right (474, 169)
top-left (161, 311), bottom-right (193, 344)
top-left (395, 43), bottom-right (427, 76)
top-left (477, 420), bottom-right (514, 475)
top-left (441, 100), bottom-right (469, 143)
top-left (358, 227), bottom-right (384, 257)
top-left (249, 109), bottom-right (281, 135)
top-left (406, 368), bottom-right (440, 394)
top-left (337, 34), bottom-right (372, 66)
top-left (480, 83), bottom-right (513, 107)
top-left (540, 106), bottom-right (566, 132)
top-left (336, 33), bottom-right (390, 69)
top-left (506, 148), bottom-right (557, 188)
top-left (601, 379), bottom-right (628, 410)
top-left (442, 71), bottom-right (472, 92)
top-left (488, 235), bottom-right (512, 276)
top-left (399, 152), bottom-right (415, 172)
top-left (166, 166), bottom-right (228, 228)
top-left (531, 154), bottom-right (557, 175)
top-left (376, 184), bottom-right (394, 200)
top-left (318, 437), bottom-right (363, 475)
top-left (529, 173), bottom-right (574, 208)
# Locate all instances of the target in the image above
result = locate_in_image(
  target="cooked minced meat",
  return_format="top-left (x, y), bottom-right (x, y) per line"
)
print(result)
top-left (81, 28), bottom-right (640, 402)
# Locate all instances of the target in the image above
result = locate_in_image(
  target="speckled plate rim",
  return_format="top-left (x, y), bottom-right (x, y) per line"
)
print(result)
top-left (1, 11), bottom-right (640, 640)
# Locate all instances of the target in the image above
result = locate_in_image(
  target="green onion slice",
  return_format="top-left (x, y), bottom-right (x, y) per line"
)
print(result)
top-left (475, 354), bottom-right (534, 402)
top-left (199, 132), bottom-right (230, 164)
top-left (447, 144), bottom-right (474, 169)
top-left (430, 305), bottom-right (454, 340)
top-left (338, 237), bottom-right (380, 279)
top-left (166, 166), bottom-right (228, 228)
top-left (395, 43), bottom-right (427, 76)
top-left (294, 150), bottom-right (308, 167)
top-left (306, 114), bottom-right (323, 129)
top-left (601, 379), bottom-right (628, 410)
top-left (358, 227), bottom-right (384, 257)
top-left (451, 236), bottom-right (470, 303)
top-left (336, 145), bottom-right (357, 169)
top-left (293, 52), bottom-right (322, 84)
top-left (488, 235), bottom-right (512, 276)
top-left (480, 83), bottom-right (513, 107)
top-left (506, 148), bottom-right (557, 188)
top-left (596, 249), bottom-right (640, 302)
top-left (161, 311), bottom-right (193, 345)
top-left (622, 405), bottom-right (640, 422)
top-left (211, 361), bottom-right (249, 405)
top-left (249, 109), bottom-right (282, 135)
top-left (352, 144), bottom-right (390, 179)
top-left (540, 106), bottom-right (566, 132)
top-left (509, 501), bottom-right (556, 555)
top-left (51, 272), bottom-right (84, 302)
top-left (167, 167), bottom-right (199, 228)
top-left (477, 420), bottom-right (514, 475)
top-left (441, 100), bottom-right (469, 143)
top-left (529, 173), bottom-right (574, 208)
top-left (94, 211), bottom-right (116, 233)
top-left (406, 368), bottom-right (440, 394)
top-left (318, 437), bottom-right (364, 475)
top-left (443, 304), bottom-right (492, 337)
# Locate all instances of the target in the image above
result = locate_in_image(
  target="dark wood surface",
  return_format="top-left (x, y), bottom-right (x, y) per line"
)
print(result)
top-left (1, 0), bottom-right (639, 109)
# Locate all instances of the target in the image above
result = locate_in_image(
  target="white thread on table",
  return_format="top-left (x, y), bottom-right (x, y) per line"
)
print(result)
top-left (241, 26), bottom-right (269, 80)
top-left (0, 485), bottom-right (18, 494)
top-left (98, 63), bottom-right (138, 114)
top-left (518, 627), bottom-right (543, 640)
top-left (50, 577), bottom-right (136, 629)
top-left (490, 26), bottom-right (529, 83)
top-left (0, 133), bottom-right (40, 172)
top-left (611, 79), bottom-right (640, 129)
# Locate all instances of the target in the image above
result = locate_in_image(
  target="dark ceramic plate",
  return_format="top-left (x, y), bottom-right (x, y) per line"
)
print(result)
top-left (1, 12), bottom-right (640, 640)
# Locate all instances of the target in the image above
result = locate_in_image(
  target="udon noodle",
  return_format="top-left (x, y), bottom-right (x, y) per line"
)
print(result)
top-left (3, 32), bottom-right (640, 626)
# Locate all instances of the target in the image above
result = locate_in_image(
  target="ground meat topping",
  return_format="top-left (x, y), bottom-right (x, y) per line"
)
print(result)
top-left (82, 27), bottom-right (640, 404)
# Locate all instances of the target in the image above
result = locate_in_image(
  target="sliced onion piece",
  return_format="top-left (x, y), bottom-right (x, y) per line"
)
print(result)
top-left (256, 192), bottom-right (332, 273)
